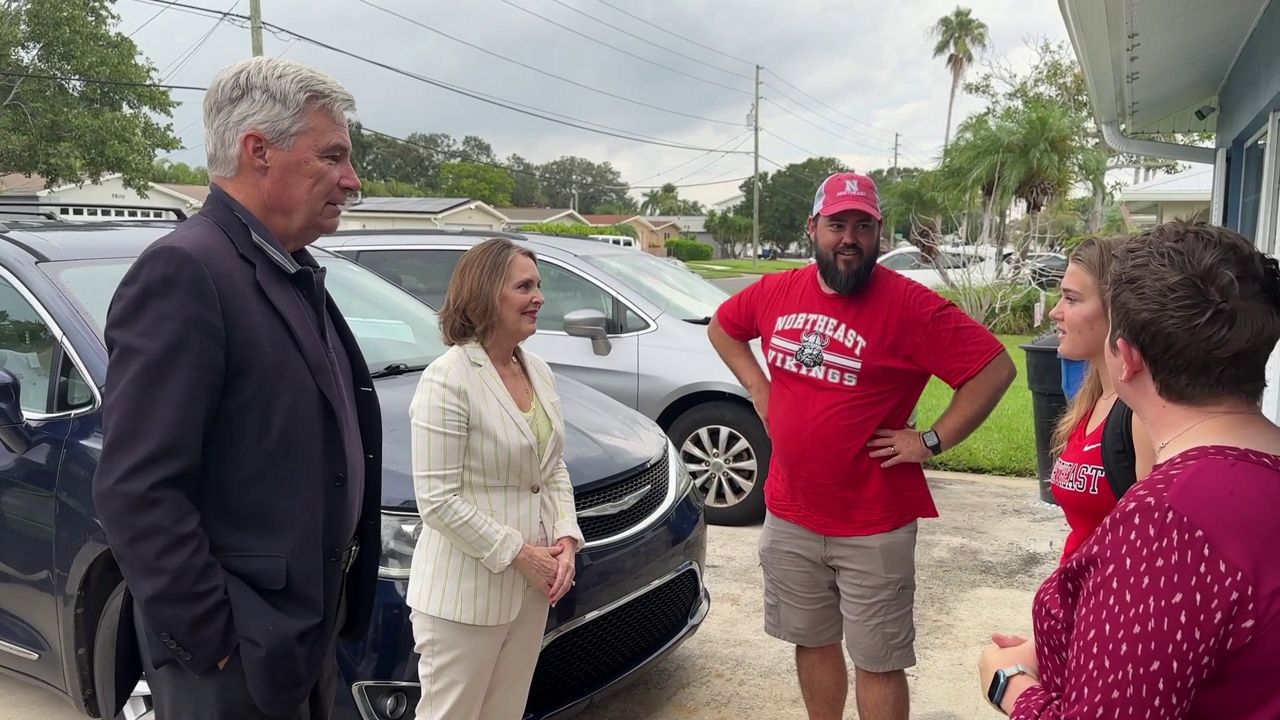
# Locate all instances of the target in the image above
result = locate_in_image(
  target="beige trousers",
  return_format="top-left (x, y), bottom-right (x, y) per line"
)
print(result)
top-left (410, 584), bottom-right (549, 720)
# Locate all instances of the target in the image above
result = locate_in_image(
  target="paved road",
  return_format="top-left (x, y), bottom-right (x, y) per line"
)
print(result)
top-left (708, 275), bottom-right (755, 295)
top-left (1, 472), bottom-right (1059, 720)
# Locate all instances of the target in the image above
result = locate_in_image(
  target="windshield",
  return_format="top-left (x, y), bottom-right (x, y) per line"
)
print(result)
top-left (42, 253), bottom-right (448, 373)
top-left (584, 251), bottom-right (728, 321)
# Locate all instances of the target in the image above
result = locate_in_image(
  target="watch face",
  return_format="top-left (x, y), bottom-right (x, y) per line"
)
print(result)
top-left (923, 430), bottom-right (941, 452)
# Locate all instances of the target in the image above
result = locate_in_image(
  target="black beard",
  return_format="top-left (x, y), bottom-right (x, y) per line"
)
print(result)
top-left (816, 244), bottom-right (878, 295)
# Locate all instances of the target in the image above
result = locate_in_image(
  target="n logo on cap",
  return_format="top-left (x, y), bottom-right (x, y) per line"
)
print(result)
top-left (843, 179), bottom-right (859, 195)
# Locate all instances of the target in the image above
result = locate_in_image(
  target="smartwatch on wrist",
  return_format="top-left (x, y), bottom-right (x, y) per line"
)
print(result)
top-left (987, 663), bottom-right (1030, 714)
top-left (921, 428), bottom-right (943, 456)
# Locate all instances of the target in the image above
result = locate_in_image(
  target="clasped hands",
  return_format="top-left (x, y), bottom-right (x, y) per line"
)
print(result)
top-left (513, 538), bottom-right (577, 606)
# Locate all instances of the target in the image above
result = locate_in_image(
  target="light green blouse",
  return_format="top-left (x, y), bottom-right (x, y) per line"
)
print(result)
top-left (521, 396), bottom-right (552, 457)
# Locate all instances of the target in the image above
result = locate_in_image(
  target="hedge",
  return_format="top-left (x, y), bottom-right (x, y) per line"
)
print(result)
top-left (667, 238), bottom-right (712, 261)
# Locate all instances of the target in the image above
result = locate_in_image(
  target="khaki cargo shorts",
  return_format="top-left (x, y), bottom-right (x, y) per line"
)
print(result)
top-left (757, 511), bottom-right (918, 672)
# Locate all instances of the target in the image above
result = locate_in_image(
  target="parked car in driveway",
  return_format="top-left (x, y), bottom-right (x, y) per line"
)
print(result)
top-left (876, 246), bottom-right (998, 289)
top-left (317, 230), bottom-right (771, 526)
top-left (0, 216), bottom-right (708, 720)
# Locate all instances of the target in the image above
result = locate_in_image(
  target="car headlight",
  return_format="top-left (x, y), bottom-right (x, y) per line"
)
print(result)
top-left (670, 439), bottom-right (696, 501)
top-left (379, 512), bottom-right (421, 580)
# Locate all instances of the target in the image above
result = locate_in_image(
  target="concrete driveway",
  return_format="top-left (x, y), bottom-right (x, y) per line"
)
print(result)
top-left (0, 471), bottom-right (1061, 720)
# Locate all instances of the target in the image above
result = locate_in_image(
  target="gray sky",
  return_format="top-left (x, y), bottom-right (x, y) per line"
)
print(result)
top-left (113, 0), bottom-right (1070, 205)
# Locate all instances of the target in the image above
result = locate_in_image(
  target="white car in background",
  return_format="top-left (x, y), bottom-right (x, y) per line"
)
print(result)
top-left (876, 246), bottom-right (998, 289)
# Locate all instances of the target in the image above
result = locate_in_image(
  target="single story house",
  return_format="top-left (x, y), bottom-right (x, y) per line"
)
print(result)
top-left (495, 207), bottom-right (588, 230)
top-left (338, 197), bottom-right (508, 231)
top-left (581, 214), bottom-right (665, 255)
top-left (1119, 165), bottom-right (1213, 228)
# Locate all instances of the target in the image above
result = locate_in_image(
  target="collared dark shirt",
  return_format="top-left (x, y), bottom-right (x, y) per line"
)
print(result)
top-left (209, 185), bottom-right (365, 545)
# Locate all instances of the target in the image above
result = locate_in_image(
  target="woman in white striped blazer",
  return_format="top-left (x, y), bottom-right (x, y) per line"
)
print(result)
top-left (407, 238), bottom-right (583, 720)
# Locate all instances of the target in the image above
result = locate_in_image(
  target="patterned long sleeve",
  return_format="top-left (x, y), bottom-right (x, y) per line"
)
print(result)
top-left (1013, 489), bottom-right (1258, 719)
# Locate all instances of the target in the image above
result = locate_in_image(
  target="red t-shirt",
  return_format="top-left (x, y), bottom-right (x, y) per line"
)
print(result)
top-left (716, 264), bottom-right (1004, 536)
top-left (1049, 410), bottom-right (1118, 560)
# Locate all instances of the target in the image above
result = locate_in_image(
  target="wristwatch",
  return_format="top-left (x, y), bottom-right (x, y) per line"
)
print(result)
top-left (987, 663), bottom-right (1030, 714)
top-left (921, 428), bottom-right (943, 456)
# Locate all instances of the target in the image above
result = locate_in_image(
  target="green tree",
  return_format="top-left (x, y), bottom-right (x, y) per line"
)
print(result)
top-left (360, 179), bottom-right (427, 197)
top-left (506, 153), bottom-right (547, 207)
top-left (930, 6), bottom-right (990, 152)
top-left (965, 40), bottom-right (1203, 233)
top-left (438, 162), bottom-right (515, 206)
top-left (537, 156), bottom-right (630, 213)
top-left (353, 127), bottom-right (457, 190)
top-left (593, 197), bottom-right (639, 215)
top-left (704, 209), bottom-right (752, 258)
top-left (0, 0), bottom-right (180, 192)
top-left (736, 157), bottom-right (848, 253)
top-left (150, 160), bottom-right (209, 185)
top-left (640, 183), bottom-right (704, 215)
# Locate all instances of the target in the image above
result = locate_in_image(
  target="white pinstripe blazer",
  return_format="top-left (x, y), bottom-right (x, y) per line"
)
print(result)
top-left (405, 341), bottom-right (584, 626)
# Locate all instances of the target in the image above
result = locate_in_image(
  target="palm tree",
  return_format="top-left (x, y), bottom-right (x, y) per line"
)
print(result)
top-left (640, 189), bottom-right (663, 215)
top-left (930, 7), bottom-right (991, 153)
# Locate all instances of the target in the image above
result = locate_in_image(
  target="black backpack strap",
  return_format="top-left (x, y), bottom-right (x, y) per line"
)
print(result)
top-left (1101, 399), bottom-right (1138, 499)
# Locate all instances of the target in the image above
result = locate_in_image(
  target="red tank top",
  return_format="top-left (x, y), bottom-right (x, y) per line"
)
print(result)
top-left (1049, 410), bottom-right (1117, 560)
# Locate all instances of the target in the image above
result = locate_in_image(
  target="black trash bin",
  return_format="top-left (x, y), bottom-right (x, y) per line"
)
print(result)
top-left (1022, 332), bottom-right (1067, 504)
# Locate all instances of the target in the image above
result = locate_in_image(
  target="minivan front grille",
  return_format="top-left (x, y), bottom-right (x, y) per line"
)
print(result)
top-left (573, 454), bottom-right (669, 543)
top-left (525, 568), bottom-right (701, 718)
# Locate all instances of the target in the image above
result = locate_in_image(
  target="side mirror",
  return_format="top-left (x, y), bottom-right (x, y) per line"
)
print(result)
top-left (562, 309), bottom-right (612, 356)
top-left (0, 368), bottom-right (22, 426)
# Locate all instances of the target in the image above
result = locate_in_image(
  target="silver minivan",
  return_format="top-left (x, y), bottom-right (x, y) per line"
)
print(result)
top-left (318, 230), bottom-right (769, 525)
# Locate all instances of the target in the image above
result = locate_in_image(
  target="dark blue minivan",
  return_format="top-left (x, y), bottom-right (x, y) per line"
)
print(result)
top-left (0, 218), bottom-right (709, 720)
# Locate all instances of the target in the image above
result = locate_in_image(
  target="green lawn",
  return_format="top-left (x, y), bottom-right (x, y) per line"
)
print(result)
top-left (688, 258), bottom-right (808, 275)
top-left (688, 266), bottom-right (745, 280)
top-left (917, 335), bottom-right (1037, 478)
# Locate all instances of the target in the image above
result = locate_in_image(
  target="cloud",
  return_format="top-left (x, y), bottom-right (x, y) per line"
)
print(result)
top-left (115, 0), bottom-right (1068, 205)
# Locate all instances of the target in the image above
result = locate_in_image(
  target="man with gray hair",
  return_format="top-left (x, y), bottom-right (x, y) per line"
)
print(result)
top-left (92, 57), bottom-right (382, 719)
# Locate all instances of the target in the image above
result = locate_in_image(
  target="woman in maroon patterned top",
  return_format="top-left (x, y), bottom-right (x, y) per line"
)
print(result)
top-left (978, 221), bottom-right (1280, 718)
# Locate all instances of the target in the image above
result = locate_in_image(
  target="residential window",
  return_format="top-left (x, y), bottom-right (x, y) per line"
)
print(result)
top-left (72, 208), bottom-right (84, 216)
top-left (58, 208), bottom-right (69, 215)
top-left (127, 210), bottom-right (138, 218)
top-left (1239, 130), bottom-right (1267, 245)
top-left (86, 208), bottom-right (98, 216)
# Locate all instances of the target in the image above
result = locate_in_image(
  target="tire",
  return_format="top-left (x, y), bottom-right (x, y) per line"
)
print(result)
top-left (668, 401), bottom-right (769, 526)
top-left (93, 583), bottom-right (152, 720)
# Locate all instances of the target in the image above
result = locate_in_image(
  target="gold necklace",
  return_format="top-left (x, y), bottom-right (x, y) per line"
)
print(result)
top-left (1156, 410), bottom-right (1260, 454)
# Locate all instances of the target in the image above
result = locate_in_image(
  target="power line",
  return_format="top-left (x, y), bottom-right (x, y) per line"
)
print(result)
top-left (759, 155), bottom-right (825, 186)
top-left (763, 98), bottom-right (889, 154)
top-left (132, 0), bottom-right (753, 154)
top-left (666, 136), bottom-right (754, 184)
top-left (589, 0), bottom-right (755, 67)
top-left (541, 0), bottom-right (752, 82)
top-left (762, 128), bottom-right (824, 159)
top-left (762, 82), bottom-right (892, 145)
top-left (763, 68), bottom-right (896, 138)
top-left (355, 0), bottom-right (743, 128)
top-left (158, 0), bottom-right (239, 83)
top-left (0, 71), bottom-right (206, 91)
top-left (496, 0), bottom-right (751, 97)
top-left (629, 130), bottom-right (752, 185)
top-left (127, 1), bottom-right (174, 37)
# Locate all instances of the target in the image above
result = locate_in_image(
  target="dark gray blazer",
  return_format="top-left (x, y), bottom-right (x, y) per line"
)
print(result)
top-left (92, 190), bottom-right (382, 716)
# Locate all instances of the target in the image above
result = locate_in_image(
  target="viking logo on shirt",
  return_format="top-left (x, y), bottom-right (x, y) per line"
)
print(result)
top-left (794, 331), bottom-right (829, 368)
top-left (766, 313), bottom-right (867, 387)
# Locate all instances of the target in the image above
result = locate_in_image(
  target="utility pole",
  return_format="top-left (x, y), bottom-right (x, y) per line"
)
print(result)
top-left (892, 132), bottom-right (900, 182)
top-left (752, 64), bottom-right (761, 267)
top-left (250, 0), bottom-right (264, 57)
